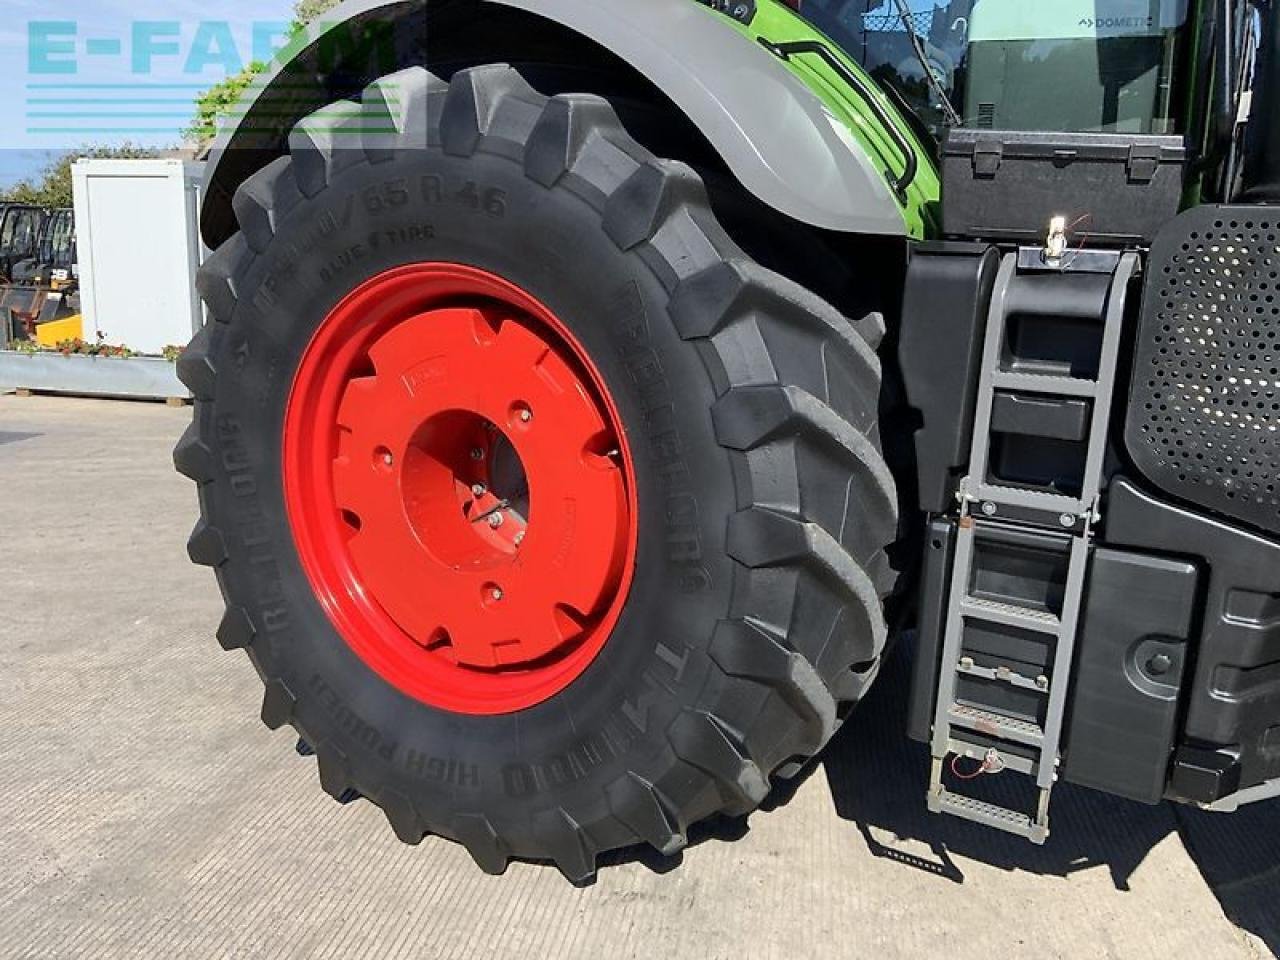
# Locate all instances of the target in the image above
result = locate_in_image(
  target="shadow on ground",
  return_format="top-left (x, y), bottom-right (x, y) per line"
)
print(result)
top-left (803, 640), bottom-right (1280, 954)
top-left (600, 640), bottom-right (1278, 955)
top-left (0, 431), bottom-right (41, 446)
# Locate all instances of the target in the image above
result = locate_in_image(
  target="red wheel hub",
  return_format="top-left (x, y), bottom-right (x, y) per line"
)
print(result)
top-left (282, 264), bottom-right (637, 713)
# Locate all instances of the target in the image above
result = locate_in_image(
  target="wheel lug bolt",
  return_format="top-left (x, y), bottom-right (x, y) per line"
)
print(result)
top-left (382, 452), bottom-right (393, 466)
top-left (488, 512), bottom-right (504, 528)
top-left (513, 531), bottom-right (525, 546)
top-left (491, 588), bottom-right (503, 602)
top-left (471, 483), bottom-right (487, 497)
top-left (520, 409), bottom-right (532, 423)
top-left (471, 447), bottom-right (485, 460)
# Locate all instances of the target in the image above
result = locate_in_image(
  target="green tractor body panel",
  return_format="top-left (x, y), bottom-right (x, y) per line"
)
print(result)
top-left (720, 1), bottom-right (941, 238)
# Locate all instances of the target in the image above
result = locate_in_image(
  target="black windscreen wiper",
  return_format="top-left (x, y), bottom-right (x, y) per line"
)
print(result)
top-left (890, 0), bottom-right (962, 126)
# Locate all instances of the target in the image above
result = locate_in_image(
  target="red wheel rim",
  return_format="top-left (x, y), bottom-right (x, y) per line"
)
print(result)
top-left (282, 264), bottom-right (638, 714)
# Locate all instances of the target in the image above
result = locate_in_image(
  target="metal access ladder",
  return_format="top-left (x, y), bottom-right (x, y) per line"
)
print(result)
top-left (926, 251), bottom-right (1139, 843)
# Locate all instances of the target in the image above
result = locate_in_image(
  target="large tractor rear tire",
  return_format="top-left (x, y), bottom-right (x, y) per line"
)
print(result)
top-left (176, 64), bottom-right (897, 880)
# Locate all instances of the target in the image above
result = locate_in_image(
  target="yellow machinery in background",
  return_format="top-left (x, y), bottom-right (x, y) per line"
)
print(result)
top-left (33, 313), bottom-right (82, 347)
top-left (1, 207), bottom-right (78, 348)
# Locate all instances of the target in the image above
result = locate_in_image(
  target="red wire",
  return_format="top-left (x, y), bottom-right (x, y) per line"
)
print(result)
top-left (1061, 213), bottom-right (1093, 267)
top-left (950, 754), bottom-right (988, 781)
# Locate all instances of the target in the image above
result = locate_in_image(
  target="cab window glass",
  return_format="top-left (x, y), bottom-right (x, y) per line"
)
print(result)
top-left (800, 0), bottom-right (1190, 135)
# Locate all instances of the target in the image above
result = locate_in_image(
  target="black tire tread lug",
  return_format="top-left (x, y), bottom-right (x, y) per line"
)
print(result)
top-left (314, 742), bottom-right (355, 801)
top-left (452, 813), bottom-right (510, 875)
top-left (172, 420), bottom-right (214, 483)
top-left (215, 606), bottom-right (256, 652)
top-left (260, 679), bottom-right (297, 731)
top-left (186, 518), bottom-right (227, 568)
top-left (195, 235), bottom-right (252, 323)
top-left (707, 619), bottom-right (836, 757)
top-left (726, 507), bottom-right (886, 656)
top-left (854, 310), bottom-right (887, 350)
top-left (535, 807), bottom-right (597, 883)
top-left (667, 709), bottom-right (767, 815)
top-left (287, 103), bottom-right (369, 198)
top-left (232, 156), bottom-right (303, 254)
top-left (439, 64), bottom-right (541, 158)
top-left (602, 159), bottom-right (708, 252)
top-left (605, 772), bottom-right (686, 856)
top-left (711, 382), bottom-right (898, 557)
top-left (360, 66), bottom-right (445, 162)
top-left (380, 789), bottom-right (426, 845)
top-left (524, 93), bottom-right (622, 188)
top-left (175, 325), bottom-right (216, 399)
top-left (669, 259), bottom-right (881, 382)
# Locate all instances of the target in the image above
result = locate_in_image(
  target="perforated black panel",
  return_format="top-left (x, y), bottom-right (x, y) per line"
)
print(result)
top-left (1126, 205), bottom-right (1280, 536)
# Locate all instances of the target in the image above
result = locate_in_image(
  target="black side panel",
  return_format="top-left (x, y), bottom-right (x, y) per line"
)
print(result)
top-left (1106, 478), bottom-right (1280, 800)
top-left (1126, 205), bottom-right (1280, 537)
top-left (1061, 549), bottom-right (1199, 804)
top-left (899, 244), bottom-right (1000, 513)
top-left (907, 519), bottom-right (956, 744)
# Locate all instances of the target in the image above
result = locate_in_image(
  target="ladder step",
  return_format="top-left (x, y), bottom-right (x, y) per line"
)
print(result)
top-left (990, 370), bottom-right (1098, 398)
top-left (927, 788), bottom-right (1049, 844)
top-left (959, 596), bottom-right (1061, 633)
top-left (948, 703), bottom-right (1046, 747)
top-left (971, 482), bottom-right (1084, 515)
top-left (956, 658), bottom-right (1050, 693)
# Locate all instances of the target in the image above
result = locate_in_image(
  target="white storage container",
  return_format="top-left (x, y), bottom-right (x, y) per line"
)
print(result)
top-left (72, 159), bottom-right (206, 355)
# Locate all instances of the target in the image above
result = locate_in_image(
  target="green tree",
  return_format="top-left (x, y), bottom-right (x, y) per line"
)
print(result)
top-left (185, 0), bottom-right (345, 148)
top-left (183, 62), bottom-right (270, 147)
top-left (293, 0), bottom-right (343, 23)
top-left (0, 145), bottom-right (159, 207)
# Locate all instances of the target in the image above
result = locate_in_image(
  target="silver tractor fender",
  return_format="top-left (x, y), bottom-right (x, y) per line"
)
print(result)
top-left (200, 0), bottom-right (907, 248)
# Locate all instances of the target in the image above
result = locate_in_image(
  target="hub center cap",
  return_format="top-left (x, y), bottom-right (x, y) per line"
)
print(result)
top-left (333, 306), bottom-right (627, 668)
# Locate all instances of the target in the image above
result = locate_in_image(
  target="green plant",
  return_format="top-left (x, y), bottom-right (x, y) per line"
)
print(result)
top-left (185, 0), bottom-right (344, 148)
top-left (161, 344), bottom-right (185, 363)
top-left (55, 331), bottom-right (134, 358)
top-left (293, 0), bottom-right (343, 23)
top-left (183, 63), bottom-right (270, 146)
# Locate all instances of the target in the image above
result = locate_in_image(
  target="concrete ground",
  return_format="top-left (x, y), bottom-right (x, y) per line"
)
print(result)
top-left (0, 392), bottom-right (1276, 960)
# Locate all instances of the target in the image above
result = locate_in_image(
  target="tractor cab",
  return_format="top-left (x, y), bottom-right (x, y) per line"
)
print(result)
top-left (12, 208), bottom-right (77, 290)
top-left (803, 0), bottom-right (1210, 242)
top-left (805, 0), bottom-right (1193, 135)
top-left (0, 207), bottom-right (76, 346)
top-left (0, 205), bottom-right (47, 284)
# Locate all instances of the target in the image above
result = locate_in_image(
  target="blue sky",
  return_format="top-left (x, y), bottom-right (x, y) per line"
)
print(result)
top-left (0, 0), bottom-right (294, 187)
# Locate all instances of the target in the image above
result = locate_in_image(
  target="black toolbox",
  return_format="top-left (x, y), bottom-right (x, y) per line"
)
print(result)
top-left (942, 130), bottom-right (1187, 244)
